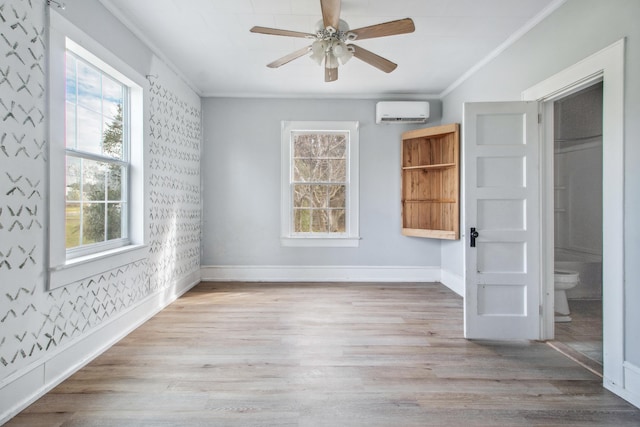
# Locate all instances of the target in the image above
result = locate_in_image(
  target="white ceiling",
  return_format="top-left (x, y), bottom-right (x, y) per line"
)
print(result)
top-left (99, 0), bottom-right (562, 98)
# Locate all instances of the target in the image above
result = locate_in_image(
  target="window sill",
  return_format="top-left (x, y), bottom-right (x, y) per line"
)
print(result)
top-left (48, 244), bottom-right (148, 290)
top-left (281, 237), bottom-right (360, 248)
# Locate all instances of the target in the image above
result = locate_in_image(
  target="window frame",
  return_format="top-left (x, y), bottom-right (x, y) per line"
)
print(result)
top-left (48, 11), bottom-right (147, 290)
top-left (280, 120), bottom-right (360, 247)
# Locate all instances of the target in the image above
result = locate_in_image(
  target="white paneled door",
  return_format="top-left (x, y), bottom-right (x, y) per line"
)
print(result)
top-left (464, 101), bottom-right (541, 340)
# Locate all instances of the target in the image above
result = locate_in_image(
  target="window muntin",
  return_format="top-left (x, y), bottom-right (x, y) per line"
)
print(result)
top-left (64, 51), bottom-right (130, 256)
top-left (281, 121), bottom-right (359, 247)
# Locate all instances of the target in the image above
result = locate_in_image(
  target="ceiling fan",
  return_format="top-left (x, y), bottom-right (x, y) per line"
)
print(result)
top-left (250, 0), bottom-right (415, 82)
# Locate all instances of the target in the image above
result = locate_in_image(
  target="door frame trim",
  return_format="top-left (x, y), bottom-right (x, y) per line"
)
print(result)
top-left (522, 39), bottom-right (625, 391)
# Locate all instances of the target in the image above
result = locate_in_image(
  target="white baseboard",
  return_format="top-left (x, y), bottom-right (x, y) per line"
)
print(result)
top-left (607, 361), bottom-right (640, 409)
top-left (201, 265), bottom-right (441, 283)
top-left (440, 269), bottom-right (464, 296)
top-left (0, 270), bottom-right (201, 424)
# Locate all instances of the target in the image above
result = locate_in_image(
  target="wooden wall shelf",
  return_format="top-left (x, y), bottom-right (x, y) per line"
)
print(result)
top-left (402, 163), bottom-right (456, 171)
top-left (401, 123), bottom-right (460, 240)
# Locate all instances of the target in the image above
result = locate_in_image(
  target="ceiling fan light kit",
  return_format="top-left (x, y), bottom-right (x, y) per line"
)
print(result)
top-left (250, 0), bottom-right (415, 82)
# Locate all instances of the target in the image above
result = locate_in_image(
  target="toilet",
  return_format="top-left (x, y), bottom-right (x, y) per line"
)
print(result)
top-left (554, 269), bottom-right (580, 322)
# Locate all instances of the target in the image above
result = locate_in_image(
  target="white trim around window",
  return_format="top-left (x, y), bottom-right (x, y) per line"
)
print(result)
top-left (48, 10), bottom-right (147, 290)
top-left (280, 120), bottom-right (360, 247)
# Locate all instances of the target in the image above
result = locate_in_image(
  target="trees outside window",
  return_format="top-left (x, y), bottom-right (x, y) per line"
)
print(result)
top-left (292, 132), bottom-right (347, 233)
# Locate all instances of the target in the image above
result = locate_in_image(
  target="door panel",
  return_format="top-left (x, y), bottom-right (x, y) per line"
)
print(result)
top-left (464, 101), bottom-right (540, 340)
top-left (477, 156), bottom-right (525, 187)
top-left (477, 199), bottom-right (525, 230)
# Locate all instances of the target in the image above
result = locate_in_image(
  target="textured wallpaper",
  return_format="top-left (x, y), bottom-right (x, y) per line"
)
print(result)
top-left (0, 0), bottom-right (201, 381)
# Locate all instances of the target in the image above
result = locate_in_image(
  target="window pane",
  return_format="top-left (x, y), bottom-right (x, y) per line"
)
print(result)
top-left (76, 60), bottom-right (102, 113)
top-left (329, 159), bottom-right (346, 181)
top-left (102, 116), bottom-right (123, 159)
top-left (68, 54), bottom-right (127, 159)
top-left (293, 159), bottom-right (312, 182)
top-left (66, 156), bottom-right (81, 201)
top-left (310, 133), bottom-right (347, 158)
top-left (82, 158), bottom-right (107, 201)
top-left (76, 106), bottom-right (103, 154)
top-left (326, 135), bottom-right (346, 158)
top-left (102, 76), bottom-right (123, 119)
top-left (293, 135), bottom-right (312, 157)
top-left (313, 136), bottom-right (328, 157)
top-left (311, 210), bottom-right (328, 232)
top-left (107, 164), bottom-right (124, 201)
top-left (65, 202), bottom-right (81, 248)
top-left (294, 159), bottom-right (333, 183)
top-left (328, 185), bottom-right (345, 208)
top-left (82, 202), bottom-right (105, 244)
top-left (311, 185), bottom-right (327, 208)
top-left (107, 203), bottom-right (122, 240)
top-left (294, 209), bottom-right (311, 232)
top-left (65, 53), bottom-right (77, 103)
top-left (293, 184), bottom-right (312, 208)
top-left (314, 160), bottom-right (330, 182)
top-left (65, 101), bottom-right (76, 149)
top-left (329, 209), bottom-right (346, 232)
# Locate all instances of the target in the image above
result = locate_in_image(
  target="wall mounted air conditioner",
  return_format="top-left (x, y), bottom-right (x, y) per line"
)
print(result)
top-left (375, 101), bottom-right (429, 124)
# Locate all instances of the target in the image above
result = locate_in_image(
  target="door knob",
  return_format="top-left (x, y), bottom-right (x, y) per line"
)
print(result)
top-left (470, 227), bottom-right (479, 247)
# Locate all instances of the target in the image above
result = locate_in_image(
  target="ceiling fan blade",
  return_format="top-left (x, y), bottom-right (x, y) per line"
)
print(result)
top-left (351, 45), bottom-right (398, 73)
top-left (267, 46), bottom-right (312, 68)
top-left (250, 26), bottom-right (315, 38)
top-left (325, 66), bottom-right (338, 82)
top-left (349, 18), bottom-right (415, 41)
top-left (320, 0), bottom-right (341, 29)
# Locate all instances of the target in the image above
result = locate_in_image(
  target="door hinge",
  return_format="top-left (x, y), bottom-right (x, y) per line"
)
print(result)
top-left (538, 113), bottom-right (542, 124)
top-left (539, 305), bottom-right (543, 315)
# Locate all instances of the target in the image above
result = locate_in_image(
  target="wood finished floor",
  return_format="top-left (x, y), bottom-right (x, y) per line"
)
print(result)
top-left (7, 282), bottom-right (640, 426)
top-left (555, 299), bottom-right (603, 365)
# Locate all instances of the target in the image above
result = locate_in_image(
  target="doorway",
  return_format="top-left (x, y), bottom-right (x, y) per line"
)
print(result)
top-left (522, 38), bottom-right (625, 400)
top-left (550, 82), bottom-right (603, 372)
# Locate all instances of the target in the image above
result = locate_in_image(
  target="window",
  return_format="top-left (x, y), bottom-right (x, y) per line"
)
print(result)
top-left (64, 51), bottom-right (129, 255)
top-left (48, 11), bottom-right (146, 289)
top-left (281, 121), bottom-right (359, 247)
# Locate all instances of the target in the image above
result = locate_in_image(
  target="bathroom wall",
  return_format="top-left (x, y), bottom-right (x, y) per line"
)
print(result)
top-left (554, 83), bottom-right (603, 299)
top-left (554, 83), bottom-right (603, 257)
top-left (0, 0), bottom-right (201, 421)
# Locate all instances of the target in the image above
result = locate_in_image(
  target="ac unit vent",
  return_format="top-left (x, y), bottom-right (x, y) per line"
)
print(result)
top-left (376, 101), bottom-right (430, 124)
top-left (379, 117), bottom-right (427, 123)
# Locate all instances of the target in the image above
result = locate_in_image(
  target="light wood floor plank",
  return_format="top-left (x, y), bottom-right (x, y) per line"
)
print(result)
top-left (6, 282), bottom-right (640, 426)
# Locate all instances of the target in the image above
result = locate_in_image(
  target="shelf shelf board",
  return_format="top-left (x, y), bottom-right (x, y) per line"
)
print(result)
top-left (402, 227), bottom-right (458, 240)
top-left (402, 163), bottom-right (456, 171)
top-left (402, 199), bottom-right (457, 204)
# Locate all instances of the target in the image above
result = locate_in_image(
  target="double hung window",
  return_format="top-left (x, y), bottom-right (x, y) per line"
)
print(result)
top-left (281, 121), bottom-right (359, 247)
top-left (64, 51), bottom-right (129, 255)
top-left (48, 11), bottom-right (146, 289)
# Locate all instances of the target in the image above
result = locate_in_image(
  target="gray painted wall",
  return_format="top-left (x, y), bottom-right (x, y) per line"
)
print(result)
top-left (201, 98), bottom-right (443, 267)
top-left (439, 0), bottom-right (640, 365)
